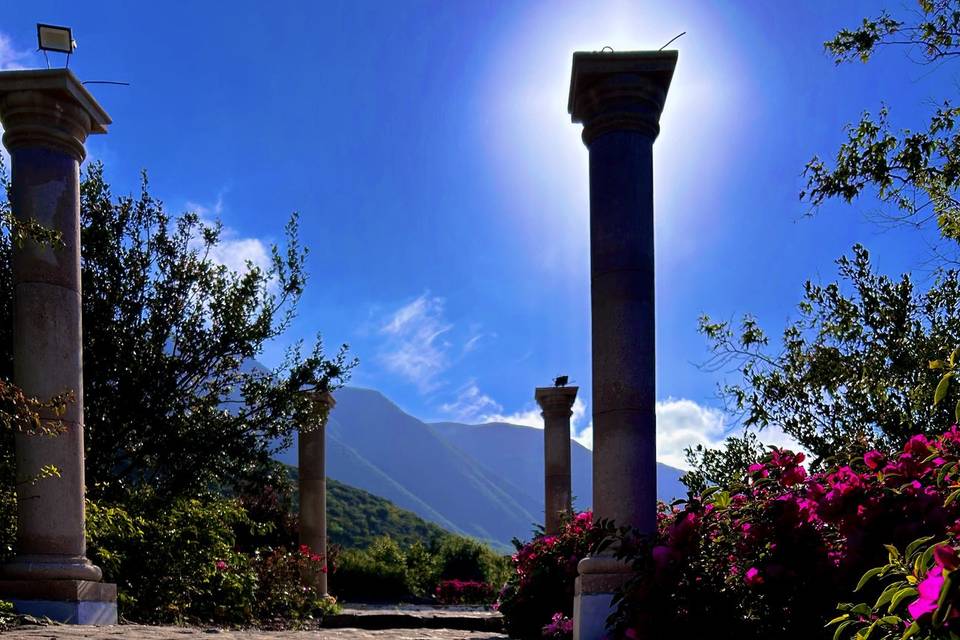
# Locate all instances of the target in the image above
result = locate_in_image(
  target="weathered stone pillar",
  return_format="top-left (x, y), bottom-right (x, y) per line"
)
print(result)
top-left (299, 391), bottom-right (335, 595)
top-left (0, 69), bottom-right (115, 624)
top-left (567, 51), bottom-right (677, 640)
top-left (535, 385), bottom-right (578, 535)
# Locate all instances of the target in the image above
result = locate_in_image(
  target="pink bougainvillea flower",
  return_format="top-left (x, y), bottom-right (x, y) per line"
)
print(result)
top-left (215, 560), bottom-right (227, 571)
top-left (864, 450), bottom-right (885, 470)
top-left (934, 544), bottom-right (960, 571)
top-left (744, 567), bottom-right (764, 587)
top-left (909, 566), bottom-right (944, 620)
top-left (905, 434), bottom-right (932, 458)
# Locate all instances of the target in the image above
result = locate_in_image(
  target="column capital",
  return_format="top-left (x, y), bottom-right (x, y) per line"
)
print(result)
top-left (568, 50), bottom-right (677, 145)
top-left (535, 385), bottom-right (579, 417)
top-left (0, 69), bottom-right (111, 162)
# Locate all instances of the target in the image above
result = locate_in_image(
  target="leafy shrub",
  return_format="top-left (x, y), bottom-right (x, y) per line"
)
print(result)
top-left (86, 494), bottom-right (259, 624)
top-left (252, 545), bottom-right (338, 624)
top-left (330, 534), bottom-right (507, 603)
top-left (607, 428), bottom-right (960, 639)
top-left (332, 541), bottom-right (411, 602)
top-left (435, 535), bottom-right (510, 587)
top-left (496, 513), bottom-right (607, 639)
top-left (435, 579), bottom-right (495, 605)
top-left (87, 492), bottom-right (339, 625)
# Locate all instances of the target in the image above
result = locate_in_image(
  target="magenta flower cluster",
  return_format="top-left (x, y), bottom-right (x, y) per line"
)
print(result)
top-left (497, 511), bottom-right (606, 639)
top-left (611, 428), bottom-right (960, 638)
top-left (434, 579), bottom-right (495, 605)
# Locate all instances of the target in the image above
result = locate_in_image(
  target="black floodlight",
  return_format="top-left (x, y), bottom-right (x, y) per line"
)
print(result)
top-left (37, 24), bottom-right (74, 54)
top-left (554, 375), bottom-right (569, 387)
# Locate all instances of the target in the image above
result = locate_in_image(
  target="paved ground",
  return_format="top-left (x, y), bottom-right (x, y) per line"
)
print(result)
top-left (5, 606), bottom-right (509, 639)
top-left (4, 626), bottom-right (509, 639)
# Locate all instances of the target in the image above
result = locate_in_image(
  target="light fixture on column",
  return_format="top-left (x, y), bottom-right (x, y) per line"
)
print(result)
top-left (36, 24), bottom-right (76, 68)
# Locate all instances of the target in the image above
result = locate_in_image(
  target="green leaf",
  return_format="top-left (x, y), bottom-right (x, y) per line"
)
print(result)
top-left (828, 613), bottom-right (851, 626)
top-left (906, 536), bottom-right (935, 557)
top-left (856, 566), bottom-right (884, 592)
top-left (931, 359), bottom-right (945, 370)
top-left (935, 372), bottom-right (954, 406)
top-left (833, 620), bottom-right (853, 640)
top-left (946, 488), bottom-right (960, 508)
top-left (901, 621), bottom-right (920, 639)
top-left (874, 582), bottom-right (899, 609)
top-left (889, 587), bottom-right (918, 612)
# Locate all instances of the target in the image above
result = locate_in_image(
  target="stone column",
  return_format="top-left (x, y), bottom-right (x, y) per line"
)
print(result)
top-left (567, 51), bottom-right (677, 640)
top-left (299, 391), bottom-right (335, 595)
top-left (535, 385), bottom-right (578, 535)
top-left (0, 69), bottom-right (115, 624)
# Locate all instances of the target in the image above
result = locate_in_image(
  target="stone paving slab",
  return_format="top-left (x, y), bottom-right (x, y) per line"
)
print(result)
top-left (326, 606), bottom-right (502, 631)
top-left (4, 626), bottom-right (509, 640)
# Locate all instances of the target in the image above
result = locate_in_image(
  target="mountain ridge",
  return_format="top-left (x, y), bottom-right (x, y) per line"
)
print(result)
top-left (275, 386), bottom-right (686, 547)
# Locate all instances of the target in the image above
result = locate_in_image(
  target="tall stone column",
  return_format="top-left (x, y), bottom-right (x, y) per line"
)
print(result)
top-left (535, 385), bottom-right (578, 535)
top-left (0, 69), bottom-right (115, 624)
top-left (299, 391), bottom-right (335, 595)
top-left (567, 51), bottom-right (677, 640)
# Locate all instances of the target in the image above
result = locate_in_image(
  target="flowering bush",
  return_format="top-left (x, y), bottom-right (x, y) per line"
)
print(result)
top-left (541, 612), bottom-right (573, 638)
top-left (825, 538), bottom-right (959, 640)
top-left (435, 579), bottom-right (495, 604)
top-left (609, 429), bottom-right (960, 639)
top-left (86, 493), bottom-right (340, 626)
top-left (496, 512), bottom-right (607, 639)
top-left (252, 545), bottom-right (339, 624)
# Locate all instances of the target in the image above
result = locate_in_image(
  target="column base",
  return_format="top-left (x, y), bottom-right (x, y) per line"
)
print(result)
top-left (0, 580), bottom-right (117, 625)
top-left (573, 556), bottom-right (631, 640)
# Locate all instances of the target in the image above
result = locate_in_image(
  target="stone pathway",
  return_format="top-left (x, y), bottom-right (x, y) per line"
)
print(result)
top-left (5, 606), bottom-right (508, 639)
top-left (5, 626), bottom-right (509, 639)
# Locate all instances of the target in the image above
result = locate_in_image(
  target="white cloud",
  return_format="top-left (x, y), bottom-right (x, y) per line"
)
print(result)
top-left (186, 196), bottom-right (272, 275)
top-left (440, 381), bottom-right (503, 421)
top-left (655, 398), bottom-right (804, 470)
top-left (654, 399), bottom-right (728, 469)
top-left (379, 294), bottom-right (453, 392)
top-left (0, 33), bottom-right (33, 71)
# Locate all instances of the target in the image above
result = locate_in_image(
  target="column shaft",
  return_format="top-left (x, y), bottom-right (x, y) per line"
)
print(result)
top-left (536, 386), bottom-right (578, 535)
top-left (298, 422), bottom-right (327, 594)
top-left (588, 131), bottom-right (657, 536)
top-left (6, 144), bottom-right (98, 581)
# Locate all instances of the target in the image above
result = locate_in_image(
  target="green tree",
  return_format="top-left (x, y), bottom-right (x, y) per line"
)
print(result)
top-left (687, 1), bottom-right (960, 485)
top-left (0, 161), bottom-right (355, 502)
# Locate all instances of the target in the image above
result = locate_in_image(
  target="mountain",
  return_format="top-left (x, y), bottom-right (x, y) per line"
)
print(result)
top-left (275, 386), bottom-right (686, 548)
top-left (287, 466), bottom-right (452, 549)
top-left (430, 421), bottom-right (689, 515)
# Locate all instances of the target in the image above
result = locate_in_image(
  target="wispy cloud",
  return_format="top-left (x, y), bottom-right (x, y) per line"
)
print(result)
top-left (0, 33), bottom-right (34, 71)
top-left (440, 381), bottom-right (502, 422)
top-left (186, 195), bottom-right (272, 275)
top-left (379, 294), bottom-right (454, 392)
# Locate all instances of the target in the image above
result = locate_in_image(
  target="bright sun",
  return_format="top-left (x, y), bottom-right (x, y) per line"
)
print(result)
top-left (477, 0), bottom-right (750, 275)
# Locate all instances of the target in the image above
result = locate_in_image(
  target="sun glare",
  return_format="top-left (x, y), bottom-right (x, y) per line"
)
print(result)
top-left (478, 1), bottom-right (750, 275)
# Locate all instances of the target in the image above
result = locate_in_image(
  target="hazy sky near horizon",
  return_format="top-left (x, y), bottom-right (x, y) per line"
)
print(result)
top-left (1, 1), bottom-right (950, 468)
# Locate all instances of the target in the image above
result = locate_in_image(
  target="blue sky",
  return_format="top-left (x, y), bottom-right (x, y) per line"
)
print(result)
top-left (1, 1), bottom-right (948, 467)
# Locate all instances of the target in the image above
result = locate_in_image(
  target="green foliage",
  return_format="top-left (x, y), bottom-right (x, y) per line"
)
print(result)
top-left (828, 538), bottom-right (941, 640)
top-left (86, 492), bottom-right (341, 625)
top-left (435, 535), bottom-right (510, 586)
top-left (0, 161), bottom-right (356, 502)
top-left (330, 533), bottom-right (507, 603)
top-left (805, 1), bottom-right (960, 245)
top-left (682, 429), bottom-right (766, 494)
top-left (695, 246), bottom-right (960, 471)
top-left (86, 493), bottom-right (259, 624)
top-left (687, 1), bottom-right (960, 485)
top-left (292, 468), bottom-right (451, 550)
